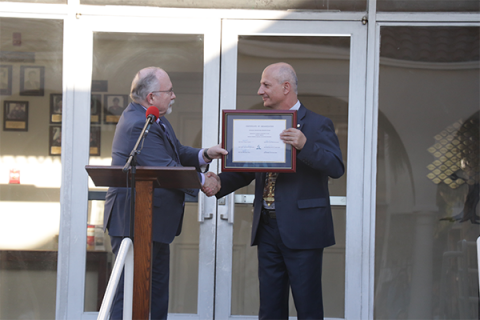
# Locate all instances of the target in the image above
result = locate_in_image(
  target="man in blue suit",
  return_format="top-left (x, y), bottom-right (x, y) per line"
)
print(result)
top-left (103, 66), bottom-right (226, 319)
top-left (211, 62), bottom-right (344, 319)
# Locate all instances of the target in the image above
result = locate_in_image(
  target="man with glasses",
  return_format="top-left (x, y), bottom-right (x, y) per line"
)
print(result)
top-left (104, 66), bottom-right (226, 319)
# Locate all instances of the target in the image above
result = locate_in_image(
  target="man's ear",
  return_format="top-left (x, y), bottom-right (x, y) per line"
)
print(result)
top-left (283, 81), bottom-right (291, 95)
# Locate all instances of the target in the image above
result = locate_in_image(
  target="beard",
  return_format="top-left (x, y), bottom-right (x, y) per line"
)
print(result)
top-left (166, 100), bottom-right (174, 115)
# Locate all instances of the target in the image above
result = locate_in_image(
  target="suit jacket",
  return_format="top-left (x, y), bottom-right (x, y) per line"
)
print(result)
top-left (217, 104), bottom-right (344, 250)
top-left (103, 102), bottom-right (204, 244)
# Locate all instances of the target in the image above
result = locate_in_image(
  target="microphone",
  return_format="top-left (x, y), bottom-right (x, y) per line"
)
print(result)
top-left (122, 106), bottom-right (160, 172)
top-left (145, 106), bottom-right (160, 135)
top-left (146, 106), bottom-right (159, 123)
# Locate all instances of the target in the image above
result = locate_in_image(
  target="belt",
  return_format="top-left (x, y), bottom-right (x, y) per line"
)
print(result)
top-left (261, 208), bottom-right (276, 219)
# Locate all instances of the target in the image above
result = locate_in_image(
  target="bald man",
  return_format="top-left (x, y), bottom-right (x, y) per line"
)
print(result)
top-left (212, 62), bottom-right (344, 319)
top-left (104, 67), bottom-right (226, 319)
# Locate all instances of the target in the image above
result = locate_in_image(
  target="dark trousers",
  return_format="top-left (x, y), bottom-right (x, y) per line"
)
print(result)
top-left (257, 216), bottom-right (325, 320)
top-left (109, 235), bottom-right (170, 320)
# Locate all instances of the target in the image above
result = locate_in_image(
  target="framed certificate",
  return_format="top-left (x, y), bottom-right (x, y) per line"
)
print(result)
top-left (221, 110), bottom-right (297, 172)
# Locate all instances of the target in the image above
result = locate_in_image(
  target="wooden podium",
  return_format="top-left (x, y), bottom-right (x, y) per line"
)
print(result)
top-left (85, 165), bottom-right (201, 320)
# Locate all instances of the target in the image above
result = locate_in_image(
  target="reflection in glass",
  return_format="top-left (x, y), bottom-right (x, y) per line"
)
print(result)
top-left (233, 35), bottom-right (349, 318)
top-left (0, 0), bottom-right (65, 3)
top-left (0, 17), bottom-right (63, 320)
top-left (86, 32), bottom-right (204, 313)
top-left (375, 26), bottom-right (479, 320)
top-left (377, 0), bottom-right (479, 12)
top-left (80, 0), bottom-right (366, 11)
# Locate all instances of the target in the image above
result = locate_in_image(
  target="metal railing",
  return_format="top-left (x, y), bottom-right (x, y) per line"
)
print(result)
top-left (478, 236), bottom-right (480, 295)
top-left (97, 238), bottom-right (134, 320)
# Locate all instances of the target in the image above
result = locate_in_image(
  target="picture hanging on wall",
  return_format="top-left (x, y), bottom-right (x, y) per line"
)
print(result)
top-left (91, 80), bottom-right (108, 92)
top-left (0, 65), bottom-right (12, 96)
top-left (91, 94), bottom-right (102, 124)
top-left (104, 94), bottom-right (128, 124)
top-left (90, 126), bottom-right (101, 156)
top-left (3, 100), bottom-right (28, 131)
top-left (20, 65), bottom-right (45, 96)
top-left (49, 125), bottom-right (62, 156)
top-left (50, 93), bottom-right (62, 123)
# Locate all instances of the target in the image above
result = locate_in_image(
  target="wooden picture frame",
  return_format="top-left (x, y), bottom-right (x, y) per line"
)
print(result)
top-left (49, 125), bottom-right (62, 156)
top-left (50, 93), bottom-right (62, 123)
top-left (91, 94), bottom-right (102, 124)
top-left (89, 126), bottom-right (101, 156)
top-left (221, 109), bottom-right (297, 172)
top-left (0, 65), bottom-right (13, 96)
top-left (3, 100), bottom-right (28, 131)
top-left (20, 65), bottom-right (45, 96)
top-left (104, 94), bottom-right (128, 124)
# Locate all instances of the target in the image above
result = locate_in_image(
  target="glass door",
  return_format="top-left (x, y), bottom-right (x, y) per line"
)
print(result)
top-left (57, 15), bottom-right (221, 320)
top-left (216, 19), bottom-right (368, 319)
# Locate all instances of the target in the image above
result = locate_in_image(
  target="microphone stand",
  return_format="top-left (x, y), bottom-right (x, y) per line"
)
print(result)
top-left (123, 116), bottom-right (155, 239)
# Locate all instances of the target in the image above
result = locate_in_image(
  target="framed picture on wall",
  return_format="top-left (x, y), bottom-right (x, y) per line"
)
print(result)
top-left (91, 94), bottom-right (101, 124)
top-left (50, 93), bottom-right (62, 123)
top-left (49, 125), bottom-right (62, 156)
top-left (0, 65), bottom-right (12, 96)
top-left (104, 94), bottom-right (128, 124)
top-left (89, 126), bottom-right (101, 156)
top-left (20, 65), bottom-right (45, 96)
top-left (3, 101), bottom-right (28, 131)
top-left (91, 80), bottom-right (108, 92)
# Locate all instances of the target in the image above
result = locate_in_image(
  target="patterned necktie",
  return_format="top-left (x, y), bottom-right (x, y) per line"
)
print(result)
top-left (263, 172), bottom-right (278, 207)
top-left (159, 118), bottom-right (180, 162)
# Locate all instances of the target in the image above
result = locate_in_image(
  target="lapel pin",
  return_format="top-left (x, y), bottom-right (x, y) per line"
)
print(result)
top-left (297, 124), bottom-right (300, 128)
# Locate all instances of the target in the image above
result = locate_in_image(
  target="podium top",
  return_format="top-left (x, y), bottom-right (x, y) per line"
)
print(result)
top-left (85, 165), bottom-right (201, 189)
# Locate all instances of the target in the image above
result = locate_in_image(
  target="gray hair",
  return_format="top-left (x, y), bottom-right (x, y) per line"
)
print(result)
top-left (130, 67), bottom-right (161, 103)
top-left (276, 64), bottom-right (298, 94)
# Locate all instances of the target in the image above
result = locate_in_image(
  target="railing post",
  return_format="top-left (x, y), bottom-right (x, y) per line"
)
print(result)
top-left (97, 238), bottom-right (134, 320)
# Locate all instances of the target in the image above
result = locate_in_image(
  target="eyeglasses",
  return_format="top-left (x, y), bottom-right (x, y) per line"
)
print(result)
top-left (151, 88), bottom-right (174, 96)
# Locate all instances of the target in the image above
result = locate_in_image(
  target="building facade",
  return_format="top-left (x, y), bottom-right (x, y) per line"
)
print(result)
top-left (0, 0), bottom-right (478, 319)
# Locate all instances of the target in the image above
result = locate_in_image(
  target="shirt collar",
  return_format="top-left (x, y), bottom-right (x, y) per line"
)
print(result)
top-left (289, 100), bottom-right (301, 111)
top-left (139, 104), bottom-right (160, 124)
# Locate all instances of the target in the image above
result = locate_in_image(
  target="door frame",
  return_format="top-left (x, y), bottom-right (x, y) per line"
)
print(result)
top-left (56, 14), bottom-right (222, 320)
top-left (215, 19), bottom-right (369, 320)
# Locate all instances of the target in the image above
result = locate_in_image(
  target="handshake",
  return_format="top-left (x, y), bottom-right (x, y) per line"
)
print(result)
top-left (199, 144), bottom-right (226, 197)
top-left (202, 172), bottom-right (221, 197)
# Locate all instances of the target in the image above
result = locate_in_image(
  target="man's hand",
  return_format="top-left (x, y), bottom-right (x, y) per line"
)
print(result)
top-left (203, 144), bottom-right (228, 162)
top-left (280, 128), bottom-right (306, 150)
top-left (202, 172), bottom-right (221, 197)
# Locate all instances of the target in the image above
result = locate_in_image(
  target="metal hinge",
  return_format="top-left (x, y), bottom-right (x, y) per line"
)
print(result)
top-left (362, 16), bottom-right (368, 25)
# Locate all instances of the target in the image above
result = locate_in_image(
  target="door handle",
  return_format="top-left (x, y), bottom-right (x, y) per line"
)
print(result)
top-left (218, 193), bottom-right (234, 224)
top-left (198, 193), bottom-right (214, 222)
top-left (215, 194), bottom-right (346, 223)
top-left (234, 194), bottom-right (255, 204)
top-left (231, 195), bottom-right (346, 206)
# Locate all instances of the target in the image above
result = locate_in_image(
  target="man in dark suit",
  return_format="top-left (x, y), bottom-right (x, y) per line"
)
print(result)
top-left (103, 66), bottom-right (226, 320)
top-left (210, 62), bottom-right (344, 319)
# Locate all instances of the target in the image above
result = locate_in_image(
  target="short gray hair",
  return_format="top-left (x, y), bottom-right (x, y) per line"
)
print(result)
top-left (130, 67), bottom-right (161, 103)
top-left (276, 64), bottom-right (298, 94)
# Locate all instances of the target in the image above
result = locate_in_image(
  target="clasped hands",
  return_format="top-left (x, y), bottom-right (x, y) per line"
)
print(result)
top-left (202, 172), bottom-right (221, 197)
top-left (201, 144), bottom-right (226, 197)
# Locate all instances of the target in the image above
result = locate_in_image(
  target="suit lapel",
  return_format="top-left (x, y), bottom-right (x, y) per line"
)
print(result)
top-left (297, 104), bottom-right (307, 131)
top-left (159, 118), bottom-right (181, 162)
